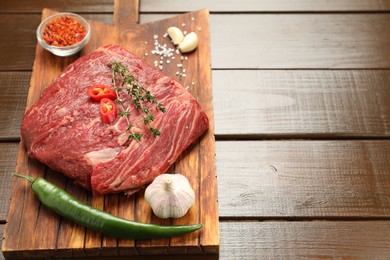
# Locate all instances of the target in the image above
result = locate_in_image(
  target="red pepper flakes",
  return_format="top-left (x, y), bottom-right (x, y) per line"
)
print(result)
top-left (42, 16), bottom-right (86, 47)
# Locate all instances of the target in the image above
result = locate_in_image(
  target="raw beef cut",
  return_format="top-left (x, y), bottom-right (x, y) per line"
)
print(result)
top-left (21, 44), bottom-right (209, 196)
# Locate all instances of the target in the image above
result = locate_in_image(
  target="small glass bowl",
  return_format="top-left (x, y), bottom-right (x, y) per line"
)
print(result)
top-left (36, 12), bottom-right (91, 57)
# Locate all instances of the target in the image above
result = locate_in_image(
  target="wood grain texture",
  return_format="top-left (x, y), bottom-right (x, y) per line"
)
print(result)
top-left (3, 221), bottom-right (390, 259)
top-left (3, 69), bottom-right (390, 140)
top-left (0, 143), bottom-right (18, 221)
top-left (0, 72), bottom-right (29, 141)
top-left (141, 0), bottom-right (390, 12)
top-left (123, 9), bottom-right (219, 255)
top-left (3, 0), bottom-right (390, 259)
top-left (3, 13), bottom-right (390, 70)
top-left (0, 225), bottom-right (4, 260)
top-left (114, 0), bottom-right (139, 28)
top-left (213, 70), bottom-right (390, 137)
top-left (2, 7), bottom-right (218, 258)
top-left (141, 14), bottom-right (390, 69)
top-left (0, 14), bottom-right (113, 71)
top-left (217, 140), bottom-right (390, 218)
top-left (4, 139), bottom-right (390, 220)
top-left (220, 221), bottom-right (390, 259)
top-left (0, 0), bottom-right (114, 13)
top-left (2, 0), bottom-right (390, 13)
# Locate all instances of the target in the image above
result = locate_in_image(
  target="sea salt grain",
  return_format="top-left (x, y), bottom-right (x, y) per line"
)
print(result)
top-left (149, 32), bottom-right (192, 78)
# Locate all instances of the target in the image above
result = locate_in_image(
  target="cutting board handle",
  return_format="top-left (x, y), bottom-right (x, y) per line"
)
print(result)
top-left (114, 0), bottom-right (139, 30)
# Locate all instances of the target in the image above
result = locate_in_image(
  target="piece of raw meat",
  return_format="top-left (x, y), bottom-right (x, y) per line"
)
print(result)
top-left (21, 44), bottom-right (209, 196)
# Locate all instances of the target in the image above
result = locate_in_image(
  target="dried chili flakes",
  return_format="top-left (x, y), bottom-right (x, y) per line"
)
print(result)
top-left (42, 16), bottom-right (86, 47)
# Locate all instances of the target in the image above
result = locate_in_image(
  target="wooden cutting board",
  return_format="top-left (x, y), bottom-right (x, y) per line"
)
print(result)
top-left (2, 1), bottom-right (219, 258)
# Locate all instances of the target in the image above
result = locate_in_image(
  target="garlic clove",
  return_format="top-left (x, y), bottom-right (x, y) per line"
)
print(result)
top-left (167, 27), bottom-right (184, 45)
top-left (178, 32), bottom-right (198, 53)
top-left (145, 174), bottom-right (195, 219)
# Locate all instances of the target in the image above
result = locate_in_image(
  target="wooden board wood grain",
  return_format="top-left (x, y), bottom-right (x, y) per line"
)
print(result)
top-left (3, 220), bottom-right (390, 260)
top-left (2, 4), bottom-right (218, 258)
top-left (4, 140), bottom-right (390, 222)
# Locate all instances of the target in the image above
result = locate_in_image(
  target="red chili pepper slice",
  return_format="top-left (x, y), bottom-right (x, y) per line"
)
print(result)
top-left (100, 98), bottom-right (117, 124)
top-left (87, 85), bottom-right (117, 101)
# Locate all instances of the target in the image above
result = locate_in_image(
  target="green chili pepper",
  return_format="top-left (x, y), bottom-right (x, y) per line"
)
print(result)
top-left (14, 173), bottom-right (202, 240)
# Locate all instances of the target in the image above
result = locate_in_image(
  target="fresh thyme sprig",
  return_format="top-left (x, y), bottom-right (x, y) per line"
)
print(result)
top-left (110, 61), bottom-right (166, 141)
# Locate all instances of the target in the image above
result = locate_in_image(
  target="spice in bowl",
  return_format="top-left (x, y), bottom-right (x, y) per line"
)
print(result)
top-left (37, 12), bottom-right (91, 57)
top-left (42, 15), bottom-right (87, 47)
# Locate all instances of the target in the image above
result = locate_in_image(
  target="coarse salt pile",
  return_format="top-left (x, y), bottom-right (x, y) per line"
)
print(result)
top-left (148, 33), bottom-right (188, 79)
top-left (145, 19), bottom-right (200, 90)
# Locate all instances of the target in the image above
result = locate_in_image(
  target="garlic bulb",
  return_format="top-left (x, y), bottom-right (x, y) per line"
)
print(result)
top-left (145, 174), bottom-right (195, 219)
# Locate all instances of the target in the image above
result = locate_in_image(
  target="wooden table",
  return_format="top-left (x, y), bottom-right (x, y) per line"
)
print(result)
top-left (1, 0), bottom-right (390, 259)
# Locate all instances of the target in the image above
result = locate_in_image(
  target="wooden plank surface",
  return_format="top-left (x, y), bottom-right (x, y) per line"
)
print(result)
top-left (3, 69), bottom-right (390, 141)
top-left (3, 13), bottom-right (390, 70)
top-left (4, 140), bottom-right (390, 221)
top-left (2, 6), bottom-right (218, 258)
top-left (213, 70), bottom-right (390, 138)
top-left (0, 225), bottom-right (4, 260)
top-left (0, 14), bottom-right (113, 70)
top-left (0, 72), bottom-right (29, 141)
top-left (217, 140), bottom-right (390, 218)
top-left (220, 221), bottom-right (390, 258)
top-left (3, 221), bottom-right (390, 259)
top-left (141, 14), bottom-right (390, 69)
top-left (141, 0), bottom-right (390, 12)
top-left (0, 0), bottom-right (114, 13)
top-left (2, 0), bottom-right (390, 259)
top-left (0, 143), bottom-right (18, 221)
top-left (3, 0), bottom-right (390, 13)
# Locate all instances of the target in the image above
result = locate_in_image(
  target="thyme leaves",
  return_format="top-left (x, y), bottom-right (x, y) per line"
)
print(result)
top-left (110, 61), bottom-right (165, 142)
